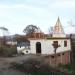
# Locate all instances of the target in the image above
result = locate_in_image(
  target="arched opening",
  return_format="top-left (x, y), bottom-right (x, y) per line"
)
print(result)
top-left (36, 42), bottom-right (41, 53)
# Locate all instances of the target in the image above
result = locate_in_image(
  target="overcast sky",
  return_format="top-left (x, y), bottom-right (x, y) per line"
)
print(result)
top-left (0, 0), bottom-right (75, 35)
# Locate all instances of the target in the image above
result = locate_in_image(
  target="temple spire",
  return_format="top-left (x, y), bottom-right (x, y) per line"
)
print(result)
top-left (52, 17), bottom-right (66, 37)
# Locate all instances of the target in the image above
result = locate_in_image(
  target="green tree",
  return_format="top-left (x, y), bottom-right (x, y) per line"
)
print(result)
top-left (23, 25), bottom-right (38, 35)
top-left (0, 27), bottom-right (9, 46)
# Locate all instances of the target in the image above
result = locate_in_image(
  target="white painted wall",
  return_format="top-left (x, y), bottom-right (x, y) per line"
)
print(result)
top-left (52, 34), bottom-right (66, 37)
top-left (30, 39), bottom-right (71, 55)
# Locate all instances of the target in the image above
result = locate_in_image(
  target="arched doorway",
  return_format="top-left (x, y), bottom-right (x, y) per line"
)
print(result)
top-left (36, 42), bottom-right (41, 53)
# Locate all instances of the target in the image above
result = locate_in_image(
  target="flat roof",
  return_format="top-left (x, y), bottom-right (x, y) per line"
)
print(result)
top-left (46, 37), bottom-right (70, 40)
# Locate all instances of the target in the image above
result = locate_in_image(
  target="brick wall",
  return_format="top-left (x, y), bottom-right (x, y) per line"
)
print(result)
top-left (28, 33), bottom-right (45, 39)
top-left (44, 51), bottom-right (70, 66)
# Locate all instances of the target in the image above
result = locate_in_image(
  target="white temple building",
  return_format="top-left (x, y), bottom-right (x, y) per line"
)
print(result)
top-left (17, 17), bottom-right (71, 65)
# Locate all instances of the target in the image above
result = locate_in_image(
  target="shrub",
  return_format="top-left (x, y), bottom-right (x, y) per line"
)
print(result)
top-left (0, 46), bottom-right (17, 57)
top-left (0, 47), bottom-right (4, 55)
top-left (11, 59), bottom-right (63, 75)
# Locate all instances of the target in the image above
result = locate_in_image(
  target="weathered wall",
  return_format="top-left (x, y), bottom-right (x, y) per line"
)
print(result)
top-left (30, 39), bottom-right (71, 54)
top-left (44, 51), bottom-right (70, 66)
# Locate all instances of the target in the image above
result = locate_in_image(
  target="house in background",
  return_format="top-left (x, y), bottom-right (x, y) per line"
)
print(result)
top-left (17, 40), bottom-right (30, 54)
top-left (5, 35), bottom-right (17, 47)
top-left (17, 17), bottom-right (71, 65)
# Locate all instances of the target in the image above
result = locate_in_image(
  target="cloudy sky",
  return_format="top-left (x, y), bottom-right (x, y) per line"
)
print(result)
top-left (0, 0), bottom-right (75, 35)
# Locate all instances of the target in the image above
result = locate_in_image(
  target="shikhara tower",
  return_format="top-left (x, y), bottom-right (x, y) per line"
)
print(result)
top-left (52, 17), bottom-right (66, 37)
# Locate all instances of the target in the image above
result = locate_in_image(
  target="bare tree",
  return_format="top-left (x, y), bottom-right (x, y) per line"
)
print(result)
top-left (52, 42), bottom-right (60, 67)
top-left (48, 26), bottom-right (53, 34)
top-left (68, 18), bottom-right (75, 27)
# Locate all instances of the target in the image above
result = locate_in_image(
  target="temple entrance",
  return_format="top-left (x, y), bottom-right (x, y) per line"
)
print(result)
top-left (36, 42), bottom-right (41, 53)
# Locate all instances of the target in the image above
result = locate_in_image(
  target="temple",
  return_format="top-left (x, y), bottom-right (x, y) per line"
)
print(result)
top-left (17, 17), bottom-right (71, 65)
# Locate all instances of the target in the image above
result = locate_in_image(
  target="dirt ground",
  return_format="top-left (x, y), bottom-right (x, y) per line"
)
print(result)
top-left (0, 54), bottom-right (44, 75)
top-left (0, 54), bottom-right (37, 75)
